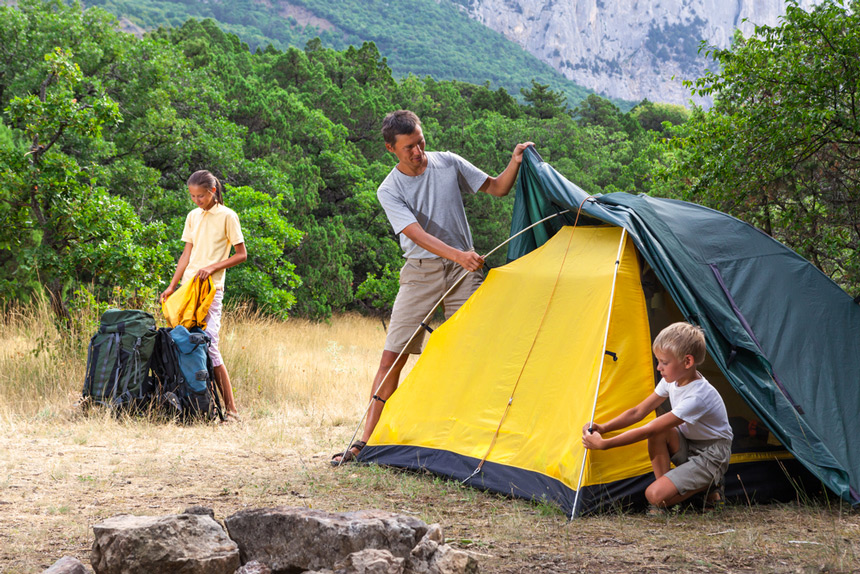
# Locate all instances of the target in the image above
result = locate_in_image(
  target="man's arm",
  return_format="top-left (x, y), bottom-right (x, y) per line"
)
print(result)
top-left (479, 142), bottom-right (534, 197)
top-left (400, 223), bottom-right (484, 272)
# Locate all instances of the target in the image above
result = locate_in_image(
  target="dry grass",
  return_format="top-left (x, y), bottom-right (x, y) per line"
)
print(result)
top-left (0, 304), bottom-right (858, 573)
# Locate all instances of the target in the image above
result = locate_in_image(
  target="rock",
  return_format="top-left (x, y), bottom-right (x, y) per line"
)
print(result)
top-left (90, 513), bottom-right (240, 574)
top-left (405, 525), bottom-right (478, 574)
top-left (418, 545), bottom-right (478, 574)
top-left (183, 506), bottom-right (216, 519)
top-left (42, 556), bottom-right (89, 573)
top-left (224, 507), bottom-right (428, 573)
top-left (464, 0), bottom-right (822, 105)
top-left (332, 549), bottom-right (405, 574)
top-left (235, 561), bottom-right (271, 574)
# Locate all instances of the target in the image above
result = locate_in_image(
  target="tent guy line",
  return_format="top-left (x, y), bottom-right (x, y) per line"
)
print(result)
top-left (336, 207), bottom-right (573, 468)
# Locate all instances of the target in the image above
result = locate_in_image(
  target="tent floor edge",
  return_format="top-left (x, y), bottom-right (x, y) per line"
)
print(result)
top-left (359, 445), bottom-right (653, 517)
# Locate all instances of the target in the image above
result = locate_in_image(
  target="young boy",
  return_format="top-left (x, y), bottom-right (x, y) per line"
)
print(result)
top-left (582, 322), bottom-right (733, 509)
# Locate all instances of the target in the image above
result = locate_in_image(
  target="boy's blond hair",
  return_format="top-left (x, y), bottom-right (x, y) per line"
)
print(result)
top-left (653, 322), bottom-right (706, 365)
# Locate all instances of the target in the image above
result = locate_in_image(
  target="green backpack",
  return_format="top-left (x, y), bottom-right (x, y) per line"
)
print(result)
top-left (83, 309), bottom-right (157, 407)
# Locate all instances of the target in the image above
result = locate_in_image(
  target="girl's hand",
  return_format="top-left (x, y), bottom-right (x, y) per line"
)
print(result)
top-left (195, 265), bottom-right (217, 280)
top-left (160, 286), bottom-right (176, 303)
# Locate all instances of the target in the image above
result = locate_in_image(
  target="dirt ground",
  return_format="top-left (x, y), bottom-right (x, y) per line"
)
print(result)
top-left (1, 411), bottom-right (858, 574)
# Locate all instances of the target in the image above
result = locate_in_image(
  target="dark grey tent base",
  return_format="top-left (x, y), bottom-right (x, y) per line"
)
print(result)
top-left (360, 445), bottom-right (817, 515)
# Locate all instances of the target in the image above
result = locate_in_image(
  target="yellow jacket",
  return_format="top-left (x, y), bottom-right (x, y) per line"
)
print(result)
top-left (162, 276), bottom-right (216, 329)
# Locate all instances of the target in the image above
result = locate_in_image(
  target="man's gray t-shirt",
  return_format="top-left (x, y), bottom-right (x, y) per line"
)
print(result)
top-left (377, 151), bottom-right (489, 259)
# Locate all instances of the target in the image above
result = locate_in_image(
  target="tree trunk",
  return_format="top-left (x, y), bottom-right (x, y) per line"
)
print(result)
top-left (45, 278), bottom-right (70, 326)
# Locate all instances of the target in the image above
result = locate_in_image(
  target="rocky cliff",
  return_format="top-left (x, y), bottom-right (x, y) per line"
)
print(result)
top-left (458, 0), bottom-right (819, 105)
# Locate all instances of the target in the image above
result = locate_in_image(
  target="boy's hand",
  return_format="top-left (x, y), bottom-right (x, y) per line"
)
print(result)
top-left (582, 428), bottom-right (606, 450)
top-left (582, 422), bottom-right (603, 435)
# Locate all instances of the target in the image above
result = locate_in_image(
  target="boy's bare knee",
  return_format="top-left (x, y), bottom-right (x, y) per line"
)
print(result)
top-left (646, 477), bottom-right (678, 507)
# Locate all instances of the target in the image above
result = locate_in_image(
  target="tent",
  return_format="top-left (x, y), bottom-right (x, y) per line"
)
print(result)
top-left (359, 148), bottom-right (860, 515)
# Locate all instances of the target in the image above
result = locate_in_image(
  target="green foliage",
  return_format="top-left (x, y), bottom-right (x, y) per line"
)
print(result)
top-left (222, 186), bottom-right (304, 318)
top-left (0, 0), bottom-right (684, 319)
top-left (521, 81), bottom-right (568, 120)
top-left (85, 0), bottom-right (601, 108)
top-left (354, 264), bottom-right (400, 312)
top-left (630, 99), bottom-right (691, 134)
top-left (1, 39), bottom-right (171, 319)
top-left (659, 0), bottom-right (860, 293)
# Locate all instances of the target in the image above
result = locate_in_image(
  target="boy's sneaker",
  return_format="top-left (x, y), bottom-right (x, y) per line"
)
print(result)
top-left (704, 481), bottom-right (726, 512)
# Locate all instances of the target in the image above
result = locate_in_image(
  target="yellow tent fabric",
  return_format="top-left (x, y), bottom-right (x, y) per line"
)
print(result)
top-left (364, 226), bottom-right (656, 513)
top-left (162, 276), bottom-right (215, 330)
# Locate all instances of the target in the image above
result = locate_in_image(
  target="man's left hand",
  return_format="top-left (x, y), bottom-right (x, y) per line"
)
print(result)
top-left (512, 142), bottom-right (535, 164)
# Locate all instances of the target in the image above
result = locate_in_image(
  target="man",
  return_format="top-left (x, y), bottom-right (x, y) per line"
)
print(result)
top-left (333, 109), bottom-right (532, 464)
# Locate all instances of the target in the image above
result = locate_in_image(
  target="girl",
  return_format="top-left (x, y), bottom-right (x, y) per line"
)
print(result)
top-left (160, 170), bottom-right (247, 421)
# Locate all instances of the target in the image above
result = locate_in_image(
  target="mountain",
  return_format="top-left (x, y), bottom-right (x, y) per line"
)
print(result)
top-left (86, 0), bottom-right (600, 107)
top-left (456, 0), bottom-right (821, 105)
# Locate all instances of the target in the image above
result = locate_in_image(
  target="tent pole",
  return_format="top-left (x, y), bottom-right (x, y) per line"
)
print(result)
top-left (337, 209), bottom-right (571, 466)
top-left (570, 228), bottom-right (628, 519)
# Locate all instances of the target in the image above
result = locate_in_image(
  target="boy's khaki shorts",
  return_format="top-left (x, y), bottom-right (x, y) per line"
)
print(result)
top-left (384, 257), bottom-right (484, 354)
top-left (665, 433), bottom-right (732, 495)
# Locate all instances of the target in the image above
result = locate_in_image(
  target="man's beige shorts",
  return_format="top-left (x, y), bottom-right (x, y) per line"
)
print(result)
top-left (385, 257), bottom-right (484, 354)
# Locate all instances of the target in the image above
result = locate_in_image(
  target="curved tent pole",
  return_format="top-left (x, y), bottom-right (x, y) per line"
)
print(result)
top-left (336, 209), bottom-right (571, 467)
top-left (571, 227), bottom-right (628, 519)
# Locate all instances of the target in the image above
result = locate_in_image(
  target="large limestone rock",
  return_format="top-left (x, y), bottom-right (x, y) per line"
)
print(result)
top-left (224, 508), bottom-right (428, 573)
top-left (90, 513), bottom-right (240, 574)
top-left (464, 0), bottom-right (822, 105)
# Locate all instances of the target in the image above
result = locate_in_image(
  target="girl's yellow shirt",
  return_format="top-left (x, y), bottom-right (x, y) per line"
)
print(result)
top-left (180, 203), bottom-right (244, 290)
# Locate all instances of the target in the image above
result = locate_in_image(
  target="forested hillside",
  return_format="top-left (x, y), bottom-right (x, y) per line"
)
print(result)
top-left (85, 0), bottom-right (597, 108)
top-left (1, 0), bottom-right (856, 323)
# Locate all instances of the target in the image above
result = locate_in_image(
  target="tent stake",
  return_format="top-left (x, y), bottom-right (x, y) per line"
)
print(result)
top-left (337, 209), bottom-right (571, 467)
top-left (571, 228), bottom-right (627, 519)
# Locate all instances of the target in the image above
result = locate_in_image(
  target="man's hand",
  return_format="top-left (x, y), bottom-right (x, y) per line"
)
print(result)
top-left (455, 250), bottom-right (485, 272)
top-left (582, 427), bottom-right (606, 450)
top-left (511, 142), bottom-right (535, 164)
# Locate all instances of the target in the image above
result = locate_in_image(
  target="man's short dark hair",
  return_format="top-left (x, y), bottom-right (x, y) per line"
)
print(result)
top-left (382, 110), bottom-right (421, 146)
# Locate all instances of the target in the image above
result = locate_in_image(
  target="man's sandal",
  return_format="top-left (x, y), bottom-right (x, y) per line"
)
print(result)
top-left (331, 441), bottom-right (366, 467)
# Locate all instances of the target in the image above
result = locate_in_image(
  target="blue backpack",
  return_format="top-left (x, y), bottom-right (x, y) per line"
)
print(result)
top-left (169, 326), bottom-right (211, 394)
top-left (147, 326), bottom-right (221, 421)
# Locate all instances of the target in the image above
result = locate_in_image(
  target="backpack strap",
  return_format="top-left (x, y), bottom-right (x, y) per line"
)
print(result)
top-left (83, 334), bottom-right (98, 397)
top-left (127, 336), bottom-right (143, 400)
top-left (98, 333), bottom-right (119, 401)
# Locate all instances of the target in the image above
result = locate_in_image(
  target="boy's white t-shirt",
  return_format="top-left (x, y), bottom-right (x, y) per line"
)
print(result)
top-left (655, 376), bottom-right (733, 441)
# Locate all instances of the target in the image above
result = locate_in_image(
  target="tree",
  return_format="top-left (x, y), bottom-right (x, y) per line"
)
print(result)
top-left (630, 99), bottom-right (690, 134)
top-left (1, 48), bottom-right (170, 320)
top-left (521, 80), bottom-right (568, 120)
top-left (664, 0), bottom-right (860, 293)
